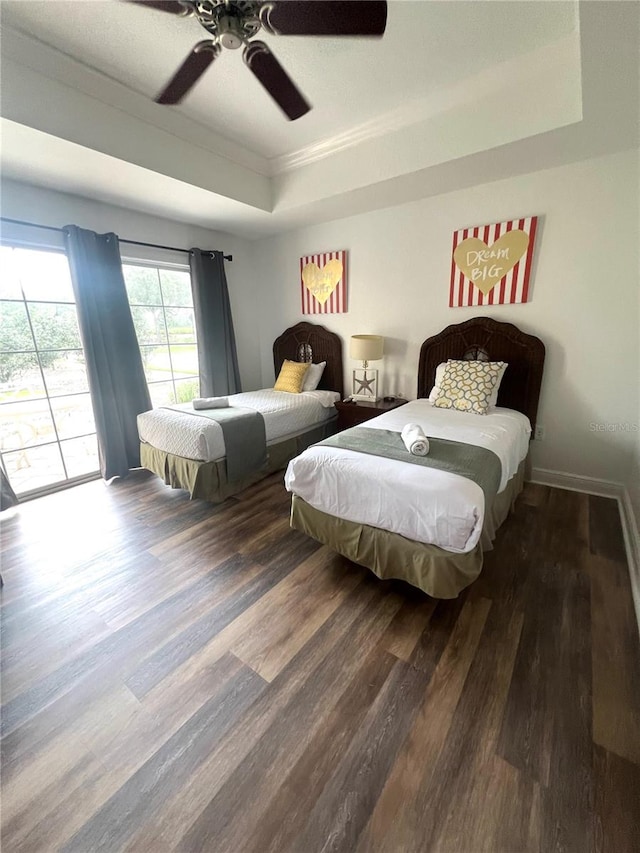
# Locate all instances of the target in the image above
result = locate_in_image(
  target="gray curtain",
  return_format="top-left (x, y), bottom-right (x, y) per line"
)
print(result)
top-left (189, 249), bottom-right (241, 396)
top-left (64, 225), bottom-right (151, 481)
top-left (1, 458), bottom-right (18, 511)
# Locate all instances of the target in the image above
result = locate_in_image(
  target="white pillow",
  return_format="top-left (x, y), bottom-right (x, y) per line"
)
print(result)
top-left (301, 361), bottom-right (326, 392)
top-left (429, 360), bottom-right (507, 408)
top-left (428, 363), bottom-right (448, 404)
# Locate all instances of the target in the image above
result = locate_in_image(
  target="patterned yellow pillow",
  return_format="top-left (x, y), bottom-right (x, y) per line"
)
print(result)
top-left (274, 359), bottom-right (310, 393)
top-left (434, 360), bottom-right (507, 415)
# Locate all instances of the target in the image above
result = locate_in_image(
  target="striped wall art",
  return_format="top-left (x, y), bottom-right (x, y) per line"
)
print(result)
top-left (300, 250), bottom-right (348, 315)
top-left (449, 216), bottom-right (538, 307)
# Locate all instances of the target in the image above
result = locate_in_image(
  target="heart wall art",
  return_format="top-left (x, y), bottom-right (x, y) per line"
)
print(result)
top-left (300, 250), bottom-right (348, 314)
top-left (449, 216), bottom-right (538, 307)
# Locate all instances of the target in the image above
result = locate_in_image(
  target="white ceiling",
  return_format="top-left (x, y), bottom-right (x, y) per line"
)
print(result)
top-left (1, 0), bottom-right (577, 159)
top-left (0, 1), bottom-right (638, 238)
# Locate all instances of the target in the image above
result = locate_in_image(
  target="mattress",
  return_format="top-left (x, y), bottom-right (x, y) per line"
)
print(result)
top-left (137, 389), bottom-right (339, 462)
top-left (284, 399), bottom-right (531, 554)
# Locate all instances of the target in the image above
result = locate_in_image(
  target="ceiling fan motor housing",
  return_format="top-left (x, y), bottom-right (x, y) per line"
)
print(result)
top-left (192, 0), bottom-right (262, 45)
top-left (218, 19), bottom-right (243, 49)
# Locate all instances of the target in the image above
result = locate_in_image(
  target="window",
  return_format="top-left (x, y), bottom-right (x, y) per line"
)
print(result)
top-left (0, 246), bottom-right (99, 496)
top-left (122, 264), bottom-right (200, 407)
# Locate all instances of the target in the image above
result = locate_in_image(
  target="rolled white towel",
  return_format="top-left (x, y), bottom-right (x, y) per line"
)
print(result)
top-left (401, 423), bottom-right (429, 456)
top-left (193, 396), bottom-right (229, 410)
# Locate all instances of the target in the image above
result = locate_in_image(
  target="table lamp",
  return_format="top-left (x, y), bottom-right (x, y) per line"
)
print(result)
top-left (350, 334), bottom-right (384, 401)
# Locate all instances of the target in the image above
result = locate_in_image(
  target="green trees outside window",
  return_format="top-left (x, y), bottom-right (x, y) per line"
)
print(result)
top-left (123, 264), bottom-right (200, 407)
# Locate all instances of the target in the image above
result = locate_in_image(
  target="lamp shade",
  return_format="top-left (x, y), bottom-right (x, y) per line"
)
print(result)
top-left (350, 334), bottom-right (384, 362)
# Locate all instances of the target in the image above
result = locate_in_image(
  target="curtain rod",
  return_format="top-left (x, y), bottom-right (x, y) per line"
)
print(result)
top-left (0, 216), bottom-right (233, 262)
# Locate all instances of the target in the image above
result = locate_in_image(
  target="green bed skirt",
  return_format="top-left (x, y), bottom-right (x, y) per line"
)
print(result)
top-left (289, 458), bottom-right (526, 599)
top-left (140, 418), bottom-right (337, 503)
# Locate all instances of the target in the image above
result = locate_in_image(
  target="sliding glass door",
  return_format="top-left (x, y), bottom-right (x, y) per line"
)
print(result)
top-left (0, 246), bottom-right (99, 496)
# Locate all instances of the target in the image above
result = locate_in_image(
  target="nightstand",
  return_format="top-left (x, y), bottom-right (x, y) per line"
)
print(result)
top-left (335, 397), bottom-right (409, 431)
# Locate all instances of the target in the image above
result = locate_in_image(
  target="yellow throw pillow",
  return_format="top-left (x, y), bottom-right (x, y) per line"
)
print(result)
top-left (274, 359), bottom-right (310, 394)
top-left (434, 360), bottom-right (506, 415)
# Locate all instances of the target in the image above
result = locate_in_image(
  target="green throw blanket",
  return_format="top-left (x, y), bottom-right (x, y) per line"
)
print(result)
top-left (185, 406), bottom-right (267, 483)
top-left (317, 426), bottom-right (502, 505)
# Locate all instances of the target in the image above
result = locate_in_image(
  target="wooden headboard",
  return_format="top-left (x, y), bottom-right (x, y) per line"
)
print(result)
top-left (273, 322), bottom-right (344, 398)
top-left (417, 317), bottom-right (545, 429)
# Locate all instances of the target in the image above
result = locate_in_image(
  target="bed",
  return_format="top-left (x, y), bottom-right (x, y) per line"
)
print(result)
top-left (138, 321), bottom-right (344, 502)
top-left (285, 317), bottom-right (545, 598)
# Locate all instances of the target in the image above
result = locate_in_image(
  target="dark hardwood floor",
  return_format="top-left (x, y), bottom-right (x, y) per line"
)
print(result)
top-left (1, 471), bottom-right (639, 852)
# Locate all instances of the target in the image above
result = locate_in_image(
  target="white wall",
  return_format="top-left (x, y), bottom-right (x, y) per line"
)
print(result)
top-left (630, 269), bottom-right (640, 529)
top-left (252, 148), bottom-right (640, 497)
top-left (0, 179), bottom-right (261, 390)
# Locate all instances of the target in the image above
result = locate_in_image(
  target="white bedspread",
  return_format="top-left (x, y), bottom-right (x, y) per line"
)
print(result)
top-left (284, 400), bottom-right (531, 554)
top-left (137, 389), bottom-right (339, 462)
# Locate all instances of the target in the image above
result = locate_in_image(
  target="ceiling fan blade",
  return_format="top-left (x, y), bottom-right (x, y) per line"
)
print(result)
top-left (260, 1), bottom-right (387, 36)
top-left (155, 41), bottom-right (220, 104)
top-left (126, 0), bottom-right (193, 16)
top-left (243, 41), bottom-right (310, 121)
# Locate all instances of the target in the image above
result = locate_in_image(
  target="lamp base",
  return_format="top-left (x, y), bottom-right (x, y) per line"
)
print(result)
top-left (352, 368), bottom-right (379, 402)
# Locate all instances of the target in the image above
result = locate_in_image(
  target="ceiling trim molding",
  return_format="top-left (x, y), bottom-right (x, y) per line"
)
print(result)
top-left (269, 31), bottom-right (581, 175)
top-left (2, 22), bottom-right (580, 181)
top-left (0, 25), bottom-right (271, 179)
top-left (0, 121), bottom-right (275, 239)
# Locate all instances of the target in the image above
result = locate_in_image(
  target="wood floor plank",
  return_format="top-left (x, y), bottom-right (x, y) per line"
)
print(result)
top-left (122, 581), bottom-right (404, 852)
top-left (544, 486), bottom-right (586, 565)
top-left (2, 552), bottom-right (266, 735)
top-left (429, 754), bottom-right (541, 853)
top-left (124, 552), bottom-right (296, 698)
top-left (281, 655), bottom-right (432, 853)
top-left (1, 683), bottom-right (141, 831)
top-left (12, 650), bottom-right (265, 852)
top-left (1, 548), bottom-right (163, 635)
top-left (540, 567), bottom-right (595, 853)
top-left (353, 596), bottom-right (492, 853)
top-left (589, 494), bottom-right (627, 563)
top-left (236, 514), bottom-right (291, 557)
top-left (398, 604), bottom-right (528, 852)
top-left (7, 752), bottom-right (110, 853)
top-left (1, 473), bottom-right (638, 853)
top-left (517, 480), bottom-right (549, 507)
top-left (472, 499), bottom-right (543, 610)
top-left (593, 744), bottom-right (640, 853)
top-left (589, 553), bottom-right (640, 764)
top-left (61, 654), bottom-right (265, 853)
top-left (1, 607), bottom-right (113, 700)
top-left (1, 664), bottom-right (121, 770)
top-left (230, 546), bottom-right (364, 680)
top-left (379, 591), bottom-right (438, 661)
top-left (1, 539), bottom-right (256, 687)
top-left (496, 565), bottom-right (565, 787)
top-left (146, 507), bottom-right (236, 557)
top-left (407, 593), bottom-right (468, 673)
top-left (240, 649), bottom-right (398, 853)
top-left (179, 647), bottom-right (399, 853)
top-left (95, 545), bottom-right (265, 631)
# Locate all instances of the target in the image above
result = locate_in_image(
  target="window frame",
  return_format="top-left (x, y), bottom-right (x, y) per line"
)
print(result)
top-left (122, 259), bottom-right (200, 407)
top-left (0, 242), bottom-right (101, 500)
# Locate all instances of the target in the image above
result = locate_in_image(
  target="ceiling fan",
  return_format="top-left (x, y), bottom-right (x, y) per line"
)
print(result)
top-left (127, 0), bottom-right (388, 120)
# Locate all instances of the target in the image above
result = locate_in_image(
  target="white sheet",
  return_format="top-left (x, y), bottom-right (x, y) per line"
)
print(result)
top-left (284, 400), bottom-right (531, 554)
top-left (137, 389), bottom-right (340, 462)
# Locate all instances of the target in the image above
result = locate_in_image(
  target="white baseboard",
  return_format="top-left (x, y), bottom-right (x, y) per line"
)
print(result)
top-left (620, 487), bottom-right (640, 638)
top-left (529, 467), bottom-right (624, 498)
top-left (529, 467), bottom-right (640, 637)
